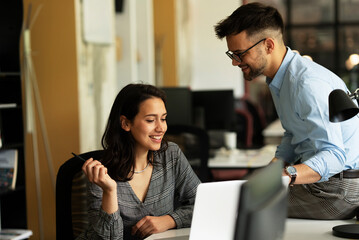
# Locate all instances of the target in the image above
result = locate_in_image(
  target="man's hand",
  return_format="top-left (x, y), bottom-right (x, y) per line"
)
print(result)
top-left (131, 215), bottom-right (176, 239)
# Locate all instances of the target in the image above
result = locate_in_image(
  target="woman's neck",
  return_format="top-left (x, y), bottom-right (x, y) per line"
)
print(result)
top-left (134, 149), bottom-right (150, 170)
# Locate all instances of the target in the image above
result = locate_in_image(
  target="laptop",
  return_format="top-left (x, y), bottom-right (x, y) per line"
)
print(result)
top-left (189, 180), bottom-right (246, 240)
top-left (151, 163), bottom-right (289, 240)
top-left (153, 180), bottom-right (245, 240)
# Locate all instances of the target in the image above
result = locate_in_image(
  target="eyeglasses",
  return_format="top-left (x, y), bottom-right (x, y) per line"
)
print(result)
top-left (226, 38), bottom-right (266, 63)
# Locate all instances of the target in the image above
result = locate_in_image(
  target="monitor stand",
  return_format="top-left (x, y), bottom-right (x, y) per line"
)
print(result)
top-left (332, 224), bottom-right (359, 239)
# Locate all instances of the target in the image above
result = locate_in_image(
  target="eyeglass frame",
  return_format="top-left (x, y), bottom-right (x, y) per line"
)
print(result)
top-left (226, 38), bottom-right (266, 63)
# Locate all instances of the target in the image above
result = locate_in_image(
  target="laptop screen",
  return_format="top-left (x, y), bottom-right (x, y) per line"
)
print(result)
top-left (189, 161), bottom-right (288, 240)
top-left (189, 180), bottom-right (246, 240)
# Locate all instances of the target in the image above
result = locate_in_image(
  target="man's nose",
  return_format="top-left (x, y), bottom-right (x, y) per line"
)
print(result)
top-left (232, 58), bottom-right (241, 66)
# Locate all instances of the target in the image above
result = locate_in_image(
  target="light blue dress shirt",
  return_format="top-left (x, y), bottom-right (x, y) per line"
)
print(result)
top-left (267, 47), bottom-right (359, 182)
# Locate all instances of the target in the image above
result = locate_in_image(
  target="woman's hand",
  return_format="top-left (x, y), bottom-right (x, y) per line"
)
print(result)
top-left (131, 215), bottom-right (176, 239)
top-left (82, 158), bottom-right (118, 214)
top-left (82, 158), bottom-right (117, 191)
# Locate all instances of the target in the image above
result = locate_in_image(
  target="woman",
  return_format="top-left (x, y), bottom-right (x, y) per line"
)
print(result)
top-left (76, 83), bottom-right (201, 240)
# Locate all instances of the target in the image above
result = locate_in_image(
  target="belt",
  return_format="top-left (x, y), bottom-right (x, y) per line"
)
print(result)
top-left (332, 169), bottom-right (359, 179)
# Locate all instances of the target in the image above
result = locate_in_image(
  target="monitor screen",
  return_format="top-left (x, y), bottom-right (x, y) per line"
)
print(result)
top-left (234, 160), bottom-right (288, 240)
top-left (161, 87), bottom-right (193, 126)
top-left (192, 90), bottom-right (235, 131)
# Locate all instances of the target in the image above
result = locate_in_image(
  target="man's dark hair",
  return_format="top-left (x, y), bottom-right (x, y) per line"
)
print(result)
top-left (214, 2), bottom-right (284, 40)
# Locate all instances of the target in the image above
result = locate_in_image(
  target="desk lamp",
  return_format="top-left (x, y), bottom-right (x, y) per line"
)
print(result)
top-left (329, 89), bottom-right (359, 122)
top-left (329, 88), bottom-right (359, 239)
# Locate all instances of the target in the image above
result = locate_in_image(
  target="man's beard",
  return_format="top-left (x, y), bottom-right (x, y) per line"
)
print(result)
top-left (243, 54), bottom-right (267, 81)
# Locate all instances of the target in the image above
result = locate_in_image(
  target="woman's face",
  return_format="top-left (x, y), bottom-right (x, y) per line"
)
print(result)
top-left (125, 97), bottom-right (167, 153)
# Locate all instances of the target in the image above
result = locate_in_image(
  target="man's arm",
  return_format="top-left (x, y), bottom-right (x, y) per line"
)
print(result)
top-left (283, 163), bottom-right (321, 184)
top-left (272, 158), bottom-right (321, 184)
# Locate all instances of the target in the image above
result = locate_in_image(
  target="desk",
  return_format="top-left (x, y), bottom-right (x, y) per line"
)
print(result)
top-left (208, 144), bottom-right (277, 169)
top-left (145, 218), bottom-right (358, 240)
top-left (263, 119), bottom-right (284, 145)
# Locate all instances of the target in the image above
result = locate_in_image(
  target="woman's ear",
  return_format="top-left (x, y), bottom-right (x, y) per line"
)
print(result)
top-left (120, 115), bottom-right (131, 131)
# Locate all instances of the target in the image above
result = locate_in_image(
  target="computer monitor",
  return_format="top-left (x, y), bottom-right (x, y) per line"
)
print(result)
top-left (161, 87), bottom-right (192, 126)
top-left (192, 90), bottom-right (235, 131)
top-left (234, 160), bottom-right (288, 240)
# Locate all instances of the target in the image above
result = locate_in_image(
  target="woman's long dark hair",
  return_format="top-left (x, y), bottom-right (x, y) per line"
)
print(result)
top-left (101, 83), bottom-right (168, 181)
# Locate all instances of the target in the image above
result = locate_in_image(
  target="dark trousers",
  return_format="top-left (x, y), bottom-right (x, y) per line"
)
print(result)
top-left (288, 177), bottom-right (359, 220)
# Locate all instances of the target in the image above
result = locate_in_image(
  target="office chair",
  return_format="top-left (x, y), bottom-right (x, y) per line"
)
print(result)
top-left (166, 124), bottom-right (212, 182)
top-left (56, 150), bottom-right (104, 240)
top-left (243, 98), bottom-right (266, 147)
top-left (235, 108), bottom-right (253, 148)
top-left (235, 98), bottom-right (266, 149)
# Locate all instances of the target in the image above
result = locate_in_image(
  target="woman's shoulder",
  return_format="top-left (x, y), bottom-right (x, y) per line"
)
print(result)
top-left (165, 142), bottom-right (183, 156)
top-left (167, 141), bottom-right (180, 150)
top-left (156, 142), bottom-right (182, 163)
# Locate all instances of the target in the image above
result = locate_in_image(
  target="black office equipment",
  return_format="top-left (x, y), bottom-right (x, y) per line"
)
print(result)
top-left (234, 160), bottom-right (288, 240)
top-left (166, 124), bottom-right (211, 182)
top-left (329, 88), bottom-right (359, 238)
top-left (161, 87), bottom-right (193, 126)
top-left (192, 90), bottom-right (235, 131)
top-left (56, 150), bottom-right (104, 239)
top-left (0, 0), bottom-right (27, 230)
top-left (115, 0), bottom-right (124, 13)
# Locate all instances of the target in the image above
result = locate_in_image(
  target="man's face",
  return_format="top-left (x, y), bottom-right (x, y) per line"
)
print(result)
top-left (226, 31), bottom-right (267, 81)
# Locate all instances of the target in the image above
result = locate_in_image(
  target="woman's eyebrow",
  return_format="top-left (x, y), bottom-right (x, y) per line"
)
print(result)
top-left (144, 113), bottom-right (167, 117)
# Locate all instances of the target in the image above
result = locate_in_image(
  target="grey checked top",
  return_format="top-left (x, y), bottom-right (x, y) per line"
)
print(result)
top-left (76, 142), bottom-right (201, 240)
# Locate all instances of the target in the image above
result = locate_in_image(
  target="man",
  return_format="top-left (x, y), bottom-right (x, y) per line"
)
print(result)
top-left (215, 2), bottom-right (359, 220)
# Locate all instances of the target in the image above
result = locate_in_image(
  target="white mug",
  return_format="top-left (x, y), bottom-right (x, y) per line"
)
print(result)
top-left (224, 132), bottom-right (237, 150)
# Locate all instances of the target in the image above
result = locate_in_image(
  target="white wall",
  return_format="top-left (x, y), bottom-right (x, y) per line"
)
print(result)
top-left (76, 0), bottom-right (117, 152)
top-left (115, 0), bottom-right (155, 89)
top-left (188, 0), bottom-right (244, 97)
top-left (136, 0), bottom-right (155, 85)
top-left (115, 0), bottom-right (137, 89)
top-left (176, 0), bottom-right (192, 87)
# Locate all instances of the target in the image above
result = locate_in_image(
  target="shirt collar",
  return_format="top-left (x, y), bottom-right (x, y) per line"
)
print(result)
top-left (266, 47), bottom-right (295, 96)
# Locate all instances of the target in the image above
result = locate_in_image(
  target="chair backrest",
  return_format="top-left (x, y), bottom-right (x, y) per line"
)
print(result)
top-left (235, 109), bottom-right (253, 148)
top-left (235, 98), bottom-right (267, 148)
top-left (166, 124), bottom-right (211, 182)
top-left (56, 150), bottom-right (104, 240)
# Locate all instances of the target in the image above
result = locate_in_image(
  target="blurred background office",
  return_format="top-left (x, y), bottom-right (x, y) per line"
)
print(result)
top-left (2, 0), bottom-right (359, 239)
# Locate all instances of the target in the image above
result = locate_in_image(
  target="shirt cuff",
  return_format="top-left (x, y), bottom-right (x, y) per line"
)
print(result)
top-left (99, 207), bottom-right (121, 224)
top-left (169, 212), bottom-right (182, 229)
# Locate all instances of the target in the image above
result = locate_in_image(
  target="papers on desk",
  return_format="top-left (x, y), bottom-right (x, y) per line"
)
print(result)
top-left (208, 145), bottom-right (277, 168)
top-left (0, 229), bottom-right (33, 240)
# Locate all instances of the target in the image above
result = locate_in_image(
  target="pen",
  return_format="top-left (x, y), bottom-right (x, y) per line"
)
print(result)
top-left (71, 152), bottom-right (86, 162)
